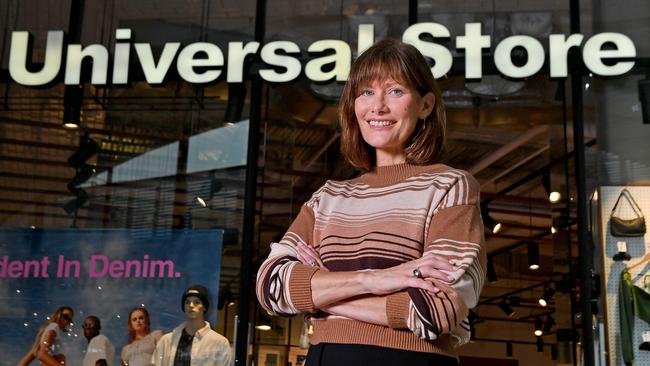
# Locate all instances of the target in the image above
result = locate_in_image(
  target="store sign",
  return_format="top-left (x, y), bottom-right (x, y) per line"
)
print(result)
top-left (8, 22), bottom-right (636, 86)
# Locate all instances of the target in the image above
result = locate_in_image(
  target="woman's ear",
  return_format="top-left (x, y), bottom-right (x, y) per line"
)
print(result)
top-left (419, 92), bottom-right (435, 119)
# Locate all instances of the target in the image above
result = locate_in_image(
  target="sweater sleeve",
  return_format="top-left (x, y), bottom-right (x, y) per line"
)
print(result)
top-left (256, 201), bottom-right (320, 316)
top-left (385, 171), bottom-right (486, 345)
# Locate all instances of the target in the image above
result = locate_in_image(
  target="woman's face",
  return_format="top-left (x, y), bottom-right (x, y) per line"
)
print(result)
top-left (130, 310), bottom-right (147, 333)
top-left (58, 309), bottom-right (73, 331)
top-left (354, 77), bottom-right (434, 165)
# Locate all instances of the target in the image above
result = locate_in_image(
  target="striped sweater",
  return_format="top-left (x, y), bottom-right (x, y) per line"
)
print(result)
top-left (256, 163), bottom-right (486, 357)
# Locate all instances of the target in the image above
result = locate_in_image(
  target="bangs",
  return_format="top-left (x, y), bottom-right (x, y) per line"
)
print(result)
top-left (349, 50), bottom-right (414, 95)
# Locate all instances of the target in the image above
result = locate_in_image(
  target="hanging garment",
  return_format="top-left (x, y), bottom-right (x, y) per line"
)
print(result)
top-left (619, 269), bottom-right (650, 365)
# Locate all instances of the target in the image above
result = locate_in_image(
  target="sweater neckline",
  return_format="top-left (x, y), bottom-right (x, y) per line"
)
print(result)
top-left (355, 163), bottom-right (446, 186)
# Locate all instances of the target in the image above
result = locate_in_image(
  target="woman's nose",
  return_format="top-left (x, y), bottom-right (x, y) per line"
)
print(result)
top-left (371, 95), bottom-right (388, 113)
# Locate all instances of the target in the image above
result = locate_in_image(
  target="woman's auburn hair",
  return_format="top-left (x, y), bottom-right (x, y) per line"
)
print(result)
top-left (339, 38), bottom-right (446, 171)
top-left (127, 307), bottom-right (151, 344)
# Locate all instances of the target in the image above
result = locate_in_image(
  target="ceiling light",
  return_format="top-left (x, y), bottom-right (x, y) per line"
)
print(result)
top-left (549, 191), bottom-right (562, 203)
top-left (551, 226), bottom-right (557, 234)
top-left (534, 317), bottom-right (543, 336)
top-left (481, 204), bottom-right (502, 234)
top-left (498, 300), bottom-right (515, 317)
top-left (539, 285), bottom-right (555, 307)
top-left (538, 298), bottom-right (548, 307)
top-left (62, 84), bottom-right (84, 129)
top-left (541, 170), bottom-right (551, 193)
top-left (218, 286), bottom-right (235, 310)
top-left (491, 221), bottom-right (502, 234)
top-left (528, 242), bottom-right (540, 270)
top-left (255, 313), bottom-right (273, 331)
top-left (542, 171), bottom-right (563, 203)
top-left (196, 196), bottom-right (207, 207)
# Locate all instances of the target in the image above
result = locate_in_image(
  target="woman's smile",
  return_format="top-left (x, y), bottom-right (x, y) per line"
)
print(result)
top-left (367, 119), bottom-right (397, 127)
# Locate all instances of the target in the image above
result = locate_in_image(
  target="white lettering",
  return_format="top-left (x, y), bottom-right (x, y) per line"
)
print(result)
top-left (227, 42), bottom-right (260, 82)
top-left (494, 35), bottom-right (545, 78)
top-left (549, 34), bottom-right (584, 77)
top-left (583, 32), bottom-right (636, 76)
top-left (305, 40), bottom-right (351, 82)
top-left (176, 42), bottom-right (223, 83)
top-left (357, 24), bottom-right (374, 55)
top-left (9, 31), bottom-right (63, 86)
top-left (402, 23), bottom-right (453, 78)
top-left (456, 23), bottom-right (491, 78)
top-left (259, 41), bottom-right (301, 82)
top-left (64, 44), bottom-right (109, 84)
top-left (134, 43), bottom-right (180, 84)
top-left (6, 25), bottom-right (639, 86)
top-left (112, 28), bottom-right (132, 84)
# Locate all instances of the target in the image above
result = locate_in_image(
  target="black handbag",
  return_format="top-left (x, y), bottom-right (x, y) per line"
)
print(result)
top-left (610, 188), bottom-right (646, 237)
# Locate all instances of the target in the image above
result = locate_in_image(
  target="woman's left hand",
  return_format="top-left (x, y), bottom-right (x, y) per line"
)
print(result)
top-left (296, 243), bottom-right (328, 271)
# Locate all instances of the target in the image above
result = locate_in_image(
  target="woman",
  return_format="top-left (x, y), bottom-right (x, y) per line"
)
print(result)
top-left (121, 307), bottom-right (162, 366)
top-left (256, 39), bottom-right (486, 366)
top-left (19, 306), bottom-right (74, 366)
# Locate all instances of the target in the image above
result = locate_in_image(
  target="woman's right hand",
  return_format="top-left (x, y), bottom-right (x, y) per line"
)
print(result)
top-left (360, 252), bottom-right (456, 296)
top-left (295, 243), bottom-right (328, 271)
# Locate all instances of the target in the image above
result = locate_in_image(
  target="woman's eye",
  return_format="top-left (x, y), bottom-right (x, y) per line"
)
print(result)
top-left (360, 90), bottom-right (373, 97)
top-left (389, 88), bottom-right (404, 96)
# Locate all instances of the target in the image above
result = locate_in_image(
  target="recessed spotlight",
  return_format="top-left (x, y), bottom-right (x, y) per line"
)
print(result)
top-left (549, 191), bottom-right (562, 203)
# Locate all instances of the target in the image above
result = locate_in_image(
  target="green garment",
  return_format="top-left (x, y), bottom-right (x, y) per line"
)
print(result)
top-left (619, 269), bottom-right (650, 365)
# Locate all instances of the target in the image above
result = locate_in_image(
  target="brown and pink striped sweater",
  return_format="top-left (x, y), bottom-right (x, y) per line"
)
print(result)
top-left (256, 163), bottom-right (486, 358)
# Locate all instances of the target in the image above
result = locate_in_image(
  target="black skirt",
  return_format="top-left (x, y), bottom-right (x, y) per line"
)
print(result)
top-left (304, 343), bottom-right (459, 366)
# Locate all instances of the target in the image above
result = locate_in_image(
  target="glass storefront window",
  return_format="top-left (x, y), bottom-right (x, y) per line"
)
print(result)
top-left (2, 1), bottom-right (649, 365)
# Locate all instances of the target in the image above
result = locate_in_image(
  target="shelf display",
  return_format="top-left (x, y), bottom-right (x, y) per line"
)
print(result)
top-left (593, 186), bottom-right (650, 366)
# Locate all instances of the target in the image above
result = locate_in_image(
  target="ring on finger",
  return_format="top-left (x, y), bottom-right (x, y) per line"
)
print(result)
top-left (309, 260), bottom-right (317, 267)
top-left (412, 267), bottom-right (422, 278)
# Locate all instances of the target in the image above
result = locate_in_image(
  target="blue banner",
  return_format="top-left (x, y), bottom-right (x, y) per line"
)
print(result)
top-left (0, 228), bottom-right (224, 365)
